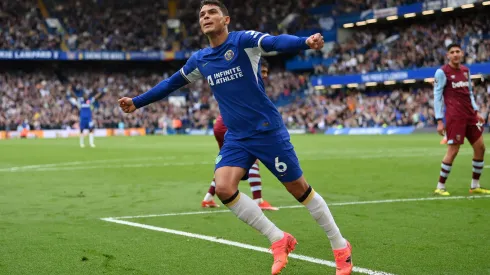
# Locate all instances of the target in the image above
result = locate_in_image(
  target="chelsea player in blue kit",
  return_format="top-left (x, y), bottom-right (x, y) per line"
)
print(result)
top-left (72, 89), bottom-right (105, 148)
top-left (78, 97), bottom-right (95, 148)
top-left (118, 1), bottom-right (352, 274)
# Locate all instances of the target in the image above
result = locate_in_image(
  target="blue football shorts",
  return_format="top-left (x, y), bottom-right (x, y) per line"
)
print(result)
top-left (80, 119), bottom-right (94, 131)
top-left (215, 127), bottom-right (303, 183)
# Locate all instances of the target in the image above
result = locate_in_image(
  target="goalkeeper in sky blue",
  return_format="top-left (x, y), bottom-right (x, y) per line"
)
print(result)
top-left (118, 1), bottom-right (352, 274)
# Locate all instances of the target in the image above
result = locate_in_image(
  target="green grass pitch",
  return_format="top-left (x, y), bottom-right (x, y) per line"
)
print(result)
top-left (1, 134), bottom-right (489, 275)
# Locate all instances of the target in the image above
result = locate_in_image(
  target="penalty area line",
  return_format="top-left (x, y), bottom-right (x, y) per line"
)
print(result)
top-left (106, 195), bottom-right (490, 220)
top-left (101, 217), bottom-right (395, 275)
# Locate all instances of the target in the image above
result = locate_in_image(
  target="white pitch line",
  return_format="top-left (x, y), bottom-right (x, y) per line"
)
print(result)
top-left (6, 161), bottom-right (215, 172)
top-left (101, 218), bottom-right (395, 275)
top-left (0, 151), bottom-right (473, 173)
top-left (282, 195), bottom-right (490, 208)
top-left (106, 195), bottom-right (490, 220)
top-left (109, 209), bottom-right (233, 219)
top-left (0, 156), bottom-right (179, 172)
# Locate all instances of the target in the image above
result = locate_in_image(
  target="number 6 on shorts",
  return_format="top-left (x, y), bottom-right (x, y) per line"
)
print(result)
top-left (275, 157), bottom-right (288, 173)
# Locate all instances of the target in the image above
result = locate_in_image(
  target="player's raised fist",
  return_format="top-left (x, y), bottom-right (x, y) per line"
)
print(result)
top-left (306, 33), bottom-right (324, 50)
top-left (118, 97), bottom-right (136, 113)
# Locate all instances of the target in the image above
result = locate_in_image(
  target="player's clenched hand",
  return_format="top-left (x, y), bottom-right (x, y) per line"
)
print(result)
top-left (118, 97), bottom-right (136, 113)
top-left (306, 33), bottom-right (324, 50)
top-left (437, 121), bottom-right (445, 136)
top-left (477, 113), bottom-right (485, 124)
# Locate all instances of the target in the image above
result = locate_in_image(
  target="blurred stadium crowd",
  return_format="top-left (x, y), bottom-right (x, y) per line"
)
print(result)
top-left (1, 0), bottom-right (490, 132)
top-left (6, 0), bottom-right (487, 58)
top-left (0, 69), bottom-right (310, 131)
top-left (1, 70), bottom-right (488, 132)
top-left (319, 11), bottom-right (490, 75)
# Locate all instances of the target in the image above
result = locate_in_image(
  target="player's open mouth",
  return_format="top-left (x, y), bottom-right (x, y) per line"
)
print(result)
top-left (204, 22), bottom-right (213, 28)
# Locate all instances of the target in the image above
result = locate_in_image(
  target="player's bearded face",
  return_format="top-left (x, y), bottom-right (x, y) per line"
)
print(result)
top-left (199, 5), bottom-right (229, 35)
top-left (447, 48), bottom-right (463, 64)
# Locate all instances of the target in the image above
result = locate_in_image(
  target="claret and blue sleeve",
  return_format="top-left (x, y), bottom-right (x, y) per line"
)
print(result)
top-left (433, 69), bottom-right (447, 120)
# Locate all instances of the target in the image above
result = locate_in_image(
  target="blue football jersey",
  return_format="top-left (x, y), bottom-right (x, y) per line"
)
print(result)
top-left (78, 97), bottom-right (95, 120)
top-left (132, 30), bottom-right (309, 140)
top-left (180, 31), bottom-right (285, 140)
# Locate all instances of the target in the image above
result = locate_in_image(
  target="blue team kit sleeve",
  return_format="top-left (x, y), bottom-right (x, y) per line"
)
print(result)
top-left (132, 71), bottom-right (191, 109)
top-left (238, 30), bottom-right (310, 53)
top-left (133, 31), bottom-right (310, 109)
top-left (132, 53), bottom-right (203, 109)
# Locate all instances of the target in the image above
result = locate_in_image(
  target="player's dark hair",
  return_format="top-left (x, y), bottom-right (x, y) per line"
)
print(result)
top-left (260, 58), bottom-right (269, 68)
top-left (447, 43), bottom-right (462, 51)
top-left (199, 0), bottom-right (229, 16)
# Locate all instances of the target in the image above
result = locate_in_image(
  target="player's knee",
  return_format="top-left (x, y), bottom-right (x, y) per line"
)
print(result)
top-left (214, 167), bottom-right (243, 201)
top-left (283, 176), bottom-right (309, 200)
top-left (478, 142), bottom-right (486, 153)
top-left (447, 145), bottom-right (460, 159)
top-left (449, 150), bottom-right (459, 158)
top-left (475, 142), bottom-right (486, 156)
top-left (215, 183), bottom-right (236, 201)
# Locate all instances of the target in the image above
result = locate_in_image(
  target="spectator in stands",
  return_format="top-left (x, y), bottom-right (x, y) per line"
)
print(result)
top-left (324, 11), bottom-right (490, 75)
top-left (0, 1), bottom-right (61, 50)
top-left (3, 69), bottom-right (488, 132)
top-left (335, 0), bottom-right (420, 14)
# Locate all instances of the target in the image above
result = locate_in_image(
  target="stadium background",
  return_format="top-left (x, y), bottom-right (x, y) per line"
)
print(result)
top-left (1, 0), bottom-right (489, 137)
top-left (1, 1), bottom-right (490, 275)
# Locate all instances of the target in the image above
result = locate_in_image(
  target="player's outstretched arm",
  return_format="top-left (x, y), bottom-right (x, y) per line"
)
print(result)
top-left (118, 71), bottom-right (188, 113)
top-left (260, 33), bottom-right (324, 52)
top-left (119, 53), bottom-right (202, 113)
top-left (433, 69), bottom-right (446, 136)
top-left (94, 88), bottom-right (108, 101)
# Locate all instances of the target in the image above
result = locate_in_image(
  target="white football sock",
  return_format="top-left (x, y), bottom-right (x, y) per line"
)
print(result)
top-left (80, 133), bottom-right (84, 146)
top-left (204, 193), bottom-right (214, 201)
top-left (471, 160), bottom-right (484, 189)
top-left (203, 180), bottom-right (216, 201)
top-left (225, 191), bottom-right (283, 243)
top-left (471, 180), bottom-right (480, 189)
top-left (304, 190), bottom-right (347, 250)
top-left (89, 133), bottom-right (94, 146)
top-left (437, 162), bottom-right (452, 189)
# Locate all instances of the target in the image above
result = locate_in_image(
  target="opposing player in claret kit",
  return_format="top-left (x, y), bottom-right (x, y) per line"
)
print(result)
top-left (202, 58), bottom-right (278, 211)
top-left (433, 43), bottom-right (488, 196)
top-left (118, 1), bottom-right (352, 274)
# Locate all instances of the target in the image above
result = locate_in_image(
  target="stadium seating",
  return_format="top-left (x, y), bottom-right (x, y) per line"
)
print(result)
top-left (1, 0), bottom-right (489, 133)
top-left (1, 69), bottom-right (488, 132)
top-left (335, 0), bottom-right (421, 14)
top-left (0, 1), bottom-right (61, 50)
top-left (0, 69), bottom-right (311, 131)
top-left (322, 10), bottom-right (490, 75)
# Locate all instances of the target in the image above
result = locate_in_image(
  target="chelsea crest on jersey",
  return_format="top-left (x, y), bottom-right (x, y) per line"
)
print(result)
top-left (178, 30), bottom-right (284, 140)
